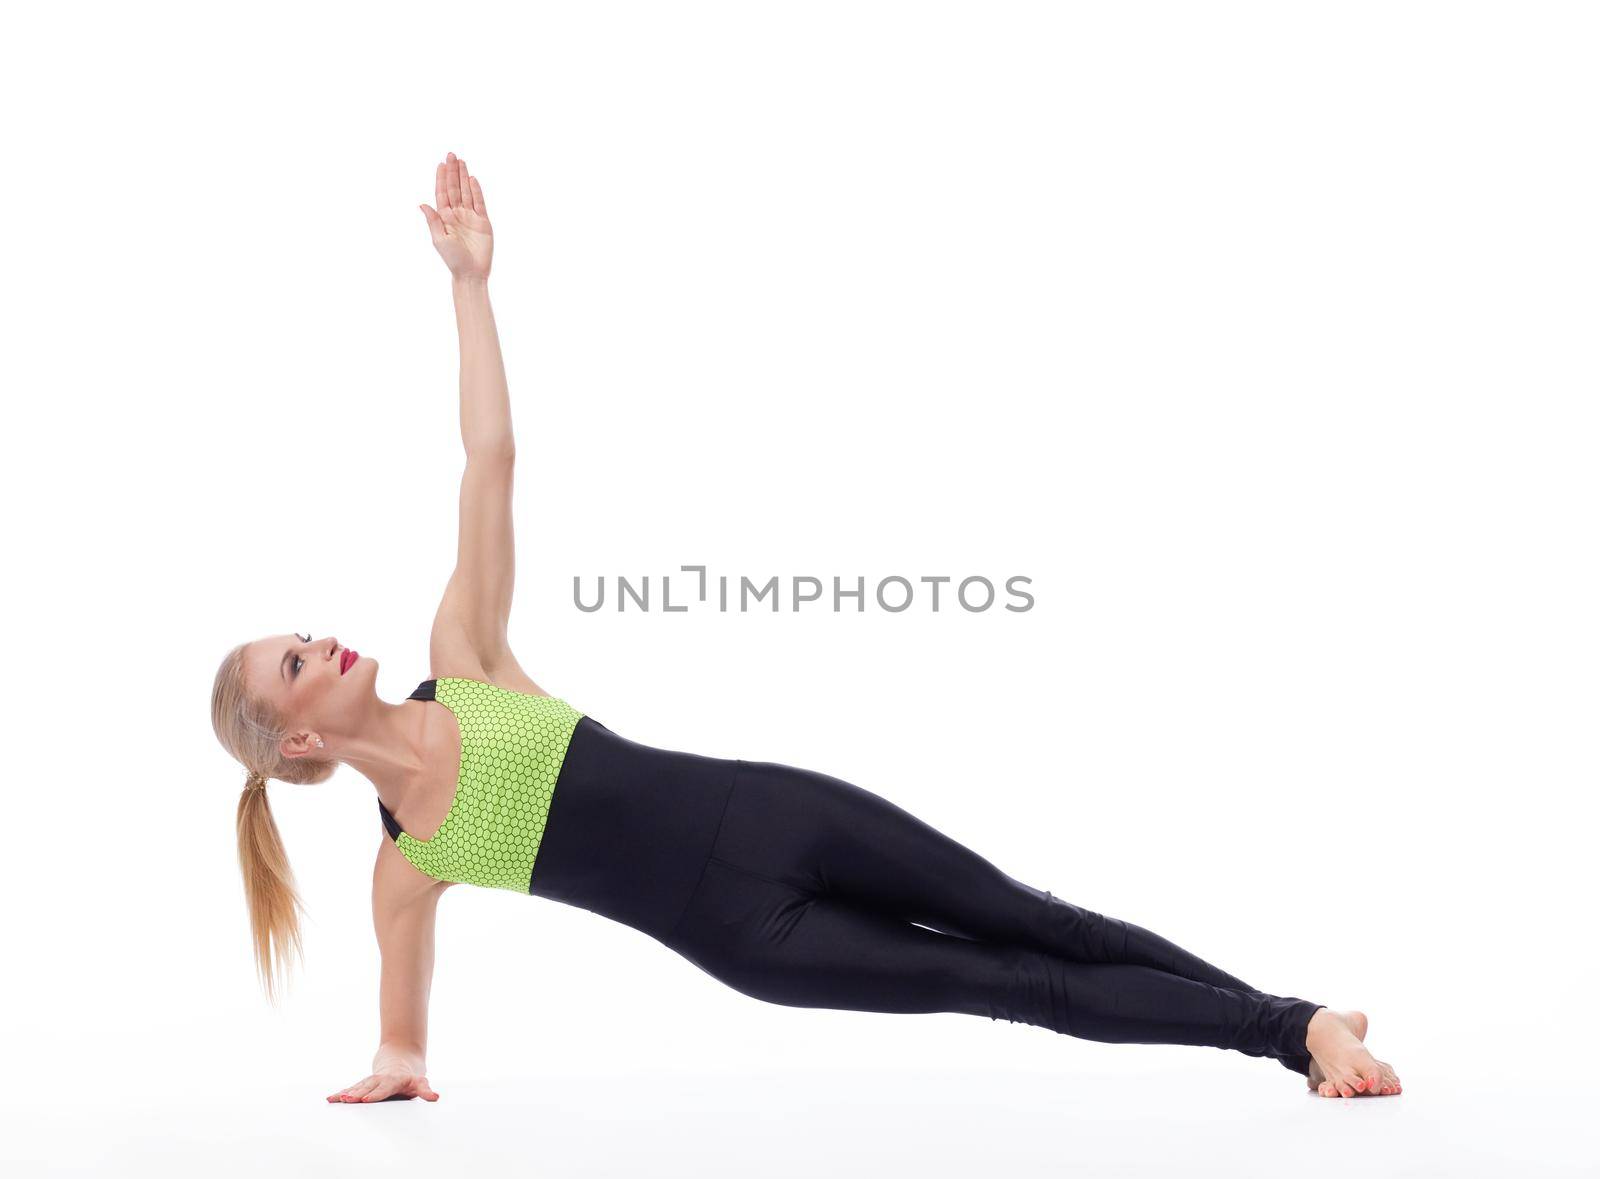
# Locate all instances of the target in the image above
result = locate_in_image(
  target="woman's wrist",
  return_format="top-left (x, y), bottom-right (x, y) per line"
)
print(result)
top-left (373, 1044), bottom-right (426, 1074)
top-left (452, 273), bottom-right (489, 292)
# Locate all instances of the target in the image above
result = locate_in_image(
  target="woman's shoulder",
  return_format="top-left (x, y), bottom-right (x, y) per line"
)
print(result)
top-left (426, 663), bottom-right (554, 699)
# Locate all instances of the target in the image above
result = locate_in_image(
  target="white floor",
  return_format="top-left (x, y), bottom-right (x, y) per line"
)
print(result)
top-left (6, 1065), bottom-right (1593, 1178)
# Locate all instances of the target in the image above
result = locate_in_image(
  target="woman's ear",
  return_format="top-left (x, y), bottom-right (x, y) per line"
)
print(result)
top-left (280, 732), bottom-right (325, 760)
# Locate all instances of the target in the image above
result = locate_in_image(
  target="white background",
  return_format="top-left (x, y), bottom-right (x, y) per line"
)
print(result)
top-left (2, 1), bottom-right (1595, 1176)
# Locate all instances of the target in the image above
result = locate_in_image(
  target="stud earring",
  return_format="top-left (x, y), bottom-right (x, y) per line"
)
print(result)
top-left (316, 739), bottom-right (325, 748)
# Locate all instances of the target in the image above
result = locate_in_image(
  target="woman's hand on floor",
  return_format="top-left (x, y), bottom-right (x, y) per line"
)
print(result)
top-left (326, 1067), bottom-right (440, 1103)
top-left (420, 150), bottom-right (493, 282)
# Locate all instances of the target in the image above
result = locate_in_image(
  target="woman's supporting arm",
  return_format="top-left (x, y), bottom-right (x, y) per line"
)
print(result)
top-left (372, 874), bottom-right (443, 1072)
top-left (327, 839), bottom-right (452, 1104)
top-left (326, 838), bottom-right (448, 1100)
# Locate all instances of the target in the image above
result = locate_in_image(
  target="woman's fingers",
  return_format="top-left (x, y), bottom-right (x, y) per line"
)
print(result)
top-left (328, 1076), bottom-right (368, 1102)
top-left (419, 204), bottom-right (444, 235)
top-left (432, 152), bottom-right (486, 224)
top-left (414, 1075), bottom-right (440, 1101)
top-left (445, 152), bottom-right (462, 207)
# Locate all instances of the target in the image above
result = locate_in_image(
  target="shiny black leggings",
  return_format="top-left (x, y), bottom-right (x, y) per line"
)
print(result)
top-left (663, 758), bottom-right (1323, 1073)
top-left (534, 719), bottom-right (1323, 1072)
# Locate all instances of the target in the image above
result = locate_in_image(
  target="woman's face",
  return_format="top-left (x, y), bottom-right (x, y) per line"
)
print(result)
top-left (244, 632), bottom-right (378, 757)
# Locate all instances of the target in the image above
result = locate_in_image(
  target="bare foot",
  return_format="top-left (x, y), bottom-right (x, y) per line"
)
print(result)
top-left (1304, 1008), bottom-right (1402, 1098)
top-left (1315, 1011), bottom-right (1402, 1096)
top-left (1306, 1009), bottom-right (1367, 1092)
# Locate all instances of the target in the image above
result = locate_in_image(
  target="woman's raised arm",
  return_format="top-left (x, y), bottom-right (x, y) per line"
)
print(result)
top-left (419, 153), bottom-right (524, 677)
top-left (421, 152), bottom-right (509, 457)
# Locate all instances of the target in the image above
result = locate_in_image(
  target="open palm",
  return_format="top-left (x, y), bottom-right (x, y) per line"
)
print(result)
top-left (420, 151), bottom-right (493, 280)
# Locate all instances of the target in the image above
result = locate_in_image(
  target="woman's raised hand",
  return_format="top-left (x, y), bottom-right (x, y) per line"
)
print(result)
top-left (326, 1066), bottom-right (440, 1103)
top-left (419, 151), bottom-right (493, 282)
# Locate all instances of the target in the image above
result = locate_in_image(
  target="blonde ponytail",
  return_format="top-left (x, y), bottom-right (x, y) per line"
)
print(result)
top-left (235, 778), bottom-right (305, 1002)
top-left (212, 643), bottom-right (335, 1002)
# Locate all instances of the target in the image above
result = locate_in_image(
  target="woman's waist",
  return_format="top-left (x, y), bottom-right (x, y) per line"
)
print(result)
top-left (527, 716), bottom-right (739, 939)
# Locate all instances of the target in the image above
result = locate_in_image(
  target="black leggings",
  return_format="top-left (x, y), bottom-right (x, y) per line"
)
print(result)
top-left (532, 718), bottom-right (1323, 1073)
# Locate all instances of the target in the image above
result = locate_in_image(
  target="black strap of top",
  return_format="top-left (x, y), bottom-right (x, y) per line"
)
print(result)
top-left (378, 799), bottom-right (404, 840)
top-left (376, 678), bottom-right (441, 839)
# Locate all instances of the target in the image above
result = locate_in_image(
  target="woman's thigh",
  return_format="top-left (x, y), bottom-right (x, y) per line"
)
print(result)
top-left (664, 857), bottom-right (1016, 1019)
top-left (711, 757), bottom-right (1054, 944)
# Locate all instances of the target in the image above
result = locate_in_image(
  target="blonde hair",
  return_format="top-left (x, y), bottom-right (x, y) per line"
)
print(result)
top-left (211, 642), bottom-right (335, 1002)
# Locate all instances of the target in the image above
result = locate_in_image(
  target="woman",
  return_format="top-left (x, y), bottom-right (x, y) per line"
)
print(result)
top-left (211, 152), bottom-right (1401, 1105)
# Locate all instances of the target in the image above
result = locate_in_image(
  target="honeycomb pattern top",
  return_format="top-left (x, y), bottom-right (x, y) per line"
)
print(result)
top-left (377, 677), bottom-right (585, 891)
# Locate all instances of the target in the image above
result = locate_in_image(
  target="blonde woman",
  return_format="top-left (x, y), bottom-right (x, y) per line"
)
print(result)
top-left (212, 152), bottom-right (1401, 1104)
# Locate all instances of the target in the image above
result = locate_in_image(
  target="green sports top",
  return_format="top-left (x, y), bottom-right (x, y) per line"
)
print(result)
top-left (377, 676), bottom-right (585, 891)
